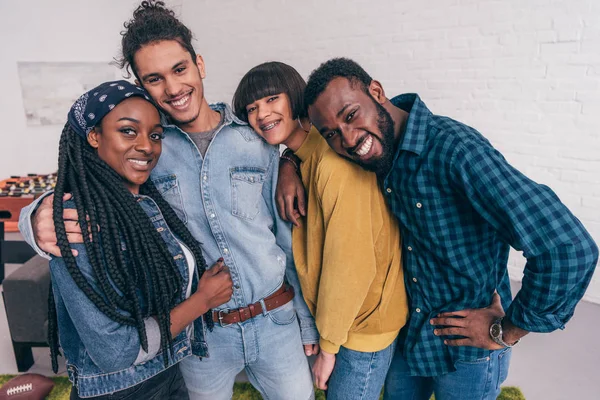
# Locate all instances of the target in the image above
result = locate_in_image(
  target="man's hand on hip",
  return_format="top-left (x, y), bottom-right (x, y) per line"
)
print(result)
top-left (429, 292), bottom-right (506, 350)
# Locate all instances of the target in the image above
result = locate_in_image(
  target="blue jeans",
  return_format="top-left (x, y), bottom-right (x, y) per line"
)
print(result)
top-left (179, 301), bottom-right (314, 400)
top-left (326, 340), bottom-right (397, 400)
top-left (383, 347), bottom-right (512, 400)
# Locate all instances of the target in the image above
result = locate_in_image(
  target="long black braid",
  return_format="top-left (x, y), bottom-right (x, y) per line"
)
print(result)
top-left (48, 123), bottom-right (214, 373)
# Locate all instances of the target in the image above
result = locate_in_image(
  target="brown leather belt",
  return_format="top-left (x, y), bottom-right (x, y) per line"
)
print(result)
top-left (212, 284), bottom-right (294, 326)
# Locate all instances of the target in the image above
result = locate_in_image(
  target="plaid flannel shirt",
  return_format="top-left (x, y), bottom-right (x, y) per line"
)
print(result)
top-left (384, 94), bottom-right (598, 376)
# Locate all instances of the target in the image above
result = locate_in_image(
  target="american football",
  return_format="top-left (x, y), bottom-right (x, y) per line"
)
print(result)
top-left (0, 374), bottom-right (54, 400)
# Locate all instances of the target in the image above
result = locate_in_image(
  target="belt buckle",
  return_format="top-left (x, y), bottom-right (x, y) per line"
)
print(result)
top-left (217, 309), bottom-right (231, 328)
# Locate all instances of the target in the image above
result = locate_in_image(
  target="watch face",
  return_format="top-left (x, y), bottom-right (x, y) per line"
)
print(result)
top-left (491, 324), bottom-right (501, 338)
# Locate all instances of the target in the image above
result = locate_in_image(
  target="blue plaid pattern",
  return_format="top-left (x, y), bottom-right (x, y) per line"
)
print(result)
top-left (384, 94), bottom-right (598, 376)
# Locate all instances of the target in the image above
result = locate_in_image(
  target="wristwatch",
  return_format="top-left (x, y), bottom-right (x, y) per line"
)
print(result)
top-left (489, 317), bottom-right (520, 348)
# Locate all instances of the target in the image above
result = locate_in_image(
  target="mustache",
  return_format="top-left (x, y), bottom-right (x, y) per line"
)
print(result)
top-left (347, 135), bottom-right (367, 155)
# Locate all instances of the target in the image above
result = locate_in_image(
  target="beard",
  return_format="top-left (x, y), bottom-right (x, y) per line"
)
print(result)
top-left (354, 99), bottom-right (396, 177)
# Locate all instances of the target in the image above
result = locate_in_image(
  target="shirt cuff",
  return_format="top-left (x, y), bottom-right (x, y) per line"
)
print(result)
top-left (319, 337), bottom-right (341, 354)
top-left (133, 317), bottom-right (162, 365)
top-left (18, 192), bottom-right (53, 260)
top-left (506, 297), bottom-right (567, 333)
top-left (299, 320), bottom-right (320, 345)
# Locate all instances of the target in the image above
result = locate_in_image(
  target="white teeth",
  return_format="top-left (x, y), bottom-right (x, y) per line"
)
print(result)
top-left (262, 121), bottom-right (279, 131)
top-left (129, 159), bottom-right (151, 165)
top-left (355, 135), bottom-right (373, 156)
top-left (170, 95), bottom-right (189, 107)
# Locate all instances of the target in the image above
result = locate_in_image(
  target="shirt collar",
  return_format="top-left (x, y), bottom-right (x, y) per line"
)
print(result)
top-left (391, 93), bottom-right (432, 156)
top-left (294, 127), bottom-right (322, 163)
top-left (160, 102), bottom-right (247, 128)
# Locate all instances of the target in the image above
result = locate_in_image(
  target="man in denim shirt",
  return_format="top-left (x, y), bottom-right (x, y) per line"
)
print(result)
top-left (19, 2), bottom-right (317, 399)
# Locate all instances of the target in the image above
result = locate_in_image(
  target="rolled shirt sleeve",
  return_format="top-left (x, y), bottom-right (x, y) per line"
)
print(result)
top-left (451, 139), bottom-right (599, 332)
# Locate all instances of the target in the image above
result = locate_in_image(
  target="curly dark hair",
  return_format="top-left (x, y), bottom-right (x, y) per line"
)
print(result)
top-left (115, 1), bottom-right (196, 79)
top-left (304, 57), bottom-right (373, 108)
top-left (47, 122), bottom-right (212, 373)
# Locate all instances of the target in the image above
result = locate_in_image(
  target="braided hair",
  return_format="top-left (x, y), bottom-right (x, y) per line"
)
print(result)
top-left (48, 122), bottom-right (214, 373)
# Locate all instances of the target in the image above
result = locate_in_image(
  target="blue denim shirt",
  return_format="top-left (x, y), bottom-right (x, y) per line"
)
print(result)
top-left (49, 197), bottom-right (206, 397)
top-left (19, 103), bottom-right (318, 344)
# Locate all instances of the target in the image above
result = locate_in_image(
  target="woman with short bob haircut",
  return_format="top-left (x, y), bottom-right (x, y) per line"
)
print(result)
top-left (232, 63), bottom-right (408, 400)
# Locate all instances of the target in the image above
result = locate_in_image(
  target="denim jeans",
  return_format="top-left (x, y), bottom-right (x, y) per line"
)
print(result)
top-left (383, 347), bottom-right (512, 400)
top-left (179, 301), bottom-right (314, 400)
top-left (326, 339), bottom-right (397, 400)
top-left (69, 364), bottom-right (189, 400)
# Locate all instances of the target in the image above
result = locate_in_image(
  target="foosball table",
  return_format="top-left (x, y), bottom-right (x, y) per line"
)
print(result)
top-left (0, 173), bottom-right (56, 232)
top-left (0, 173), bottom-right (55, 283)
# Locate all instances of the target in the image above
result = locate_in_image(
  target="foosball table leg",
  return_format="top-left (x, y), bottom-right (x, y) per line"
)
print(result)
top-left (0, 221), bottom-right (4, 284)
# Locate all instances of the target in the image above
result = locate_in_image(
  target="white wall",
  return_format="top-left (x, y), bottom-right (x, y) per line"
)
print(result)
top-left (1, 0), bottom-right (599, 301)
top-left (0, 0), bottom-right (145, 177)
top-left (182, 0), bottom-right (600, 303)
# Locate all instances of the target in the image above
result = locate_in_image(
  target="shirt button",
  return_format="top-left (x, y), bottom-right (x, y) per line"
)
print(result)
top-left (412, 277), bottom-right (418, 283)
top-left (223, 248), bottom-right (229, 253)
top-left (210, 213), bottom-right (215, 218)
top-left (407, 246), bottom-right (413, 251)
top-left (156, 227), bottom-right (165, 232)
top-left (416, 308), bottom-right (421, 313)
top-left (386, 188), bottom-right (392, 193)
top-left (203, 176), bottom-right (207, 181)
top-left (416, 202), bottom-right (422, 208)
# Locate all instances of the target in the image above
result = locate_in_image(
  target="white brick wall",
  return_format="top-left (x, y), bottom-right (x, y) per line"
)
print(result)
top-left (181, 0), bottom-right (600, 303)
top-left (0, 0), bottom-right (598, 301)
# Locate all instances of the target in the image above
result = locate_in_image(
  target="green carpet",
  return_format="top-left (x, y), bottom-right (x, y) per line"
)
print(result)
top-left (1, 375), bottom-right (525, 399)
top-left (232, 382), bottom-right (525, 400)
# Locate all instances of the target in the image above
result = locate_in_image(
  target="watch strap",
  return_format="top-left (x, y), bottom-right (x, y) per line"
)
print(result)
top-left (490, 317), bottom-right (520, 348)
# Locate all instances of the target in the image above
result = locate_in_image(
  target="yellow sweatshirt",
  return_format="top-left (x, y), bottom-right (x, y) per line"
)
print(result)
top-left (292, 128), bottom-right (409, 354)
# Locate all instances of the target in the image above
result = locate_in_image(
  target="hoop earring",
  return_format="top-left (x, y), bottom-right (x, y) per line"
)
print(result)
top-left (297, 117), bottom-right (312, 133)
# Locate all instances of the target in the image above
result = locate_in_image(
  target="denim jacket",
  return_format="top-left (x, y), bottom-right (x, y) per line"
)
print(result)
top-left (19, 103), bottom-right (318, 344)
top-left (49, 197), bottom-right (206, 398)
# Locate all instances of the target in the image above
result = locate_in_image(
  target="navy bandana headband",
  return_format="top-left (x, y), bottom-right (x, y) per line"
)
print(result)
top-left (67, 80), bottom-right (153, 138)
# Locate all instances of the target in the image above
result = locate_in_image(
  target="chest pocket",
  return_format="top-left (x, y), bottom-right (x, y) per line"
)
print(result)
top-left (230, 167), bottom-right (266, 221)
top-left (152, 174), bottom-right (187, 225)
top-left (400, 193), bottom-right (466, 250)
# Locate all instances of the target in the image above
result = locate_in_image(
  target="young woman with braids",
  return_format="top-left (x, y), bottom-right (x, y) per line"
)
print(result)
top-left (47, 80), bottom-right (232, 400)
top-left (20, 2), bottom-right (319, 399)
